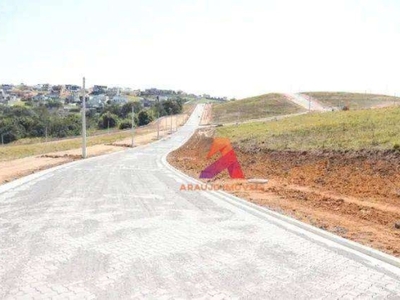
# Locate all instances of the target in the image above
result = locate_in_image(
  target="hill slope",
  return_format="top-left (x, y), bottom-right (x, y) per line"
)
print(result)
top-left (212, 93), bottom-right (306, 124)
top-left (217, 106), bottom-right (400, 151)
top-left (303, 92), bottom-right (400, 110)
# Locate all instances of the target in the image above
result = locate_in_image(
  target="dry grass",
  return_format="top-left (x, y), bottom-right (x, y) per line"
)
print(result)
top-left (212, 93), bottom-right (305, 124)
top-left (304, 92), bottom-right (400, 110)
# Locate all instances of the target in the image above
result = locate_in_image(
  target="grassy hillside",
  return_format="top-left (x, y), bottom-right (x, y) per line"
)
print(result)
top-left (216, 106), bottom-right (400, 151)
top-left (212, 93), bottom-right (305, 124)
top-left (303, 92), bottom-right (400, 110)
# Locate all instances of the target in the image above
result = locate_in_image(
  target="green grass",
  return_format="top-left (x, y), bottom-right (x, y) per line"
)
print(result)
top-left (212, 93), bottom-right (305, 124)
top-left (126, 95), bottom-right (142, 102)
top-left (304, 92), bottom-right (400, 110)
top-left (216, 107), bottom-right (400, 151)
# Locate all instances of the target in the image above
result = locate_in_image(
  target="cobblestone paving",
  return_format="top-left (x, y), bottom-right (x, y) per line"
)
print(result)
top-left (1, 105), bottom-right (400, 299)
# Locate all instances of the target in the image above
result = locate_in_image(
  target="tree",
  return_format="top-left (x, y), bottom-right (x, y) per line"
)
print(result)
top-left (98, 112), bottom-right (119, 129)
top-left (138, 110), bottom-right (154, 126)
top-left (45, 100), bottom-right (63, 109)
top-left (121, 102), bottom-right (143, 118)
top-left (119, 119), bottom-right (132, 130)
top-left (162, 99), bottom-right (183, 115)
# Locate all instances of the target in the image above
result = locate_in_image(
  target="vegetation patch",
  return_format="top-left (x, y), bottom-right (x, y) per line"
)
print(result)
top-left (216, 107), bottom-right (400, 151)
top-left (212, 93), bottom-right (305, 124)
top-left (303, 92), bottom-right (400, 110)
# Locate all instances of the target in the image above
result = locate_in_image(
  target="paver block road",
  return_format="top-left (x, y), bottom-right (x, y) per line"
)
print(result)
top-left (1, 105), bottom-right (400, 299)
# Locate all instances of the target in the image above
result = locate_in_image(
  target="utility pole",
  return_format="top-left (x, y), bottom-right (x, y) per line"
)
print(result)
top-left (169, 108), bottom-right (172, 134)
top-left (1, 133), bottom-right (4, 145)
top-left (131, 105), bottom-right (135, 147)
top-left (81, 77), bottom-right (87, 158)
top-left (45, 126), bottom-right (48, 143)
top-left (156, 96), bottom-right (160, 139)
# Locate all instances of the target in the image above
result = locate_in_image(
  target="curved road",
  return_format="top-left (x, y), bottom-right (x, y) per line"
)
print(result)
top-left (1, 105), bottom-right (400, 299)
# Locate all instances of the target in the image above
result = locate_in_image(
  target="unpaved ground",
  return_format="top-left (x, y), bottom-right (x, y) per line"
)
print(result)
top-left (168, 128), bottom-right (400, 256)
top-left (0, 114), bottom-right (188, 185)
top-left (200, 103), bottom-right (213, 125)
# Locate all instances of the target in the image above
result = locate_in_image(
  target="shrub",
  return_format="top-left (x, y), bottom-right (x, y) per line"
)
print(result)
top-left (98, 112), bottom-right (119, 129)
top-left (119, 120), bottom-right (132, 130)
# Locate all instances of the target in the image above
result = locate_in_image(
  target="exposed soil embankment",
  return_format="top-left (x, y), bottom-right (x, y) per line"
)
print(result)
top-left (168, 128), bottom-right (400, 256)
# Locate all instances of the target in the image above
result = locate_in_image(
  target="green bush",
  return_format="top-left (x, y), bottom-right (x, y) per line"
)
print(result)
top-left (98, 112), bottom-right (119, 129)
top-left (138, 110), bottom-right (154, 126)
top-left (119, 120), bottom-right (132, 130)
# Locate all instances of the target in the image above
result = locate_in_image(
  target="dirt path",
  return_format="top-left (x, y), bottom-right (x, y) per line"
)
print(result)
top-left (285, 93), bottom-right (326, 111)
top-left (167, 128), bottom-right (400, 257)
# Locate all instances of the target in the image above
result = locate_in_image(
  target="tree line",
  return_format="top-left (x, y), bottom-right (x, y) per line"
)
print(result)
top-left (0, 98), bottom-right (184, 144)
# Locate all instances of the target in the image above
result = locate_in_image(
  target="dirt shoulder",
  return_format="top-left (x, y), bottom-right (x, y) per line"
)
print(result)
top-left (0, 114), bottom-right (188, 185)
top-left (167, 128), bottom-right (400, 257)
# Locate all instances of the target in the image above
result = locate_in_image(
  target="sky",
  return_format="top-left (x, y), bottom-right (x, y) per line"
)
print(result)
top-left (1, 0), bottom-right (400, 98)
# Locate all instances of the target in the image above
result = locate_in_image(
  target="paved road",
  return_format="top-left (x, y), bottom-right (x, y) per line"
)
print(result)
top-left (1, 105), bottom-right (400, 299)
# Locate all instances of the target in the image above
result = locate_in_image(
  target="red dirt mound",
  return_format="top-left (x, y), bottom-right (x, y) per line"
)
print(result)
top-left (168, 128), bottom-right (400, 256)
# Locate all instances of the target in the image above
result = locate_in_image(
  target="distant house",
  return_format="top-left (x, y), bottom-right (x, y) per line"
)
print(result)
top-left (34, 84), bottom-right (50, 91)
top-left (47, 93), bottom-right (61, 100)
top-left (111, 95), bottom-right (128, 105)
top-left (0, 90), bottom-right (18, 106)
top-left (158, 96), bottom-right (169, 101)
top-left (66, 92), bottom-right (81, 104)
top-left (87, 94), bottom-right (108, 109)
top-left (92, 85), bottom-right (107, 95)
top-left (131, 89), bottom-right (141, 96)
top-left (1, 84), bottom-right (13, 92)
top-left (51, 85), bottom-right (63, 93)
top-left (0, 89), bottom-right (8, 104)
top-left (141, 98), bottom-right (155, 108)
top-left (65, 84), bottom-right (80, 91)
top-left (33, 94), bottom-right (49, 102)
top-left (106, 87), bottom-right (119, 97)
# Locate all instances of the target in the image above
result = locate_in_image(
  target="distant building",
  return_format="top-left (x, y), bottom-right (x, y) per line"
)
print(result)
top-left (111, 95), bottom-right (128, 105)
top-left (92, 85), bottom-right (107, 95)
top-left (141, 98), bottom-right (155, 108)
top-left (131, 89), bottom-right (141, 96)
top-left (65, 84), bottom-right (80, 91)
top-left (65, 92), bottom-right (81, 104)
top-left (34, 84), bottom-right (50, 91)
top-left (47, 93), bottom-right (61, 100)
top-left (32, 94), bottom-right (48, 102)
top-left (87, 94), bottom-right (108, 109)
top-left (1, 84), bottom-right (13, 91)
top-left (0, 89), bottom-right (8, 104)
top-left (106, 87), bottom-right (119, 97)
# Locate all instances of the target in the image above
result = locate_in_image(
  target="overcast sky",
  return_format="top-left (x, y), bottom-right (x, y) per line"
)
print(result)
top-left (1, 0), bottom-right (400, 98)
